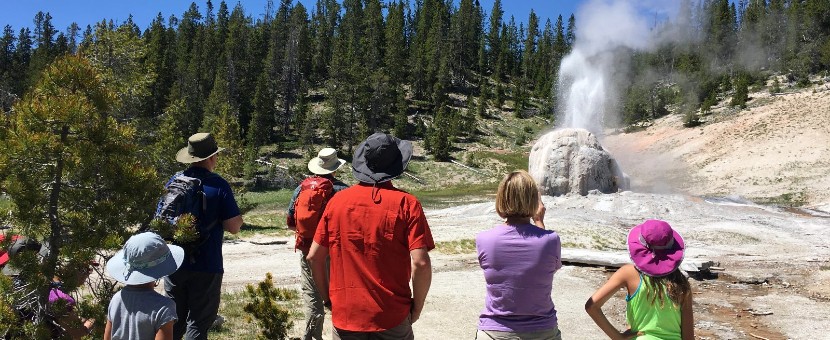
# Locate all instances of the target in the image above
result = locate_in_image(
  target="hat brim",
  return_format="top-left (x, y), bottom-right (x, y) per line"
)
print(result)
top-left (627, 224), bottom-right (685, 277)
top-left (0, 234), bottom-right (16, 267)
top-left (1, 261), bottom-right (18, 275)
top-left (352, 137), bottom-right (413, 183)
top-left (175, 147), bottom-right (225, 164)
top-left (308, 158), bottom-right (346, 175)
top-left (105, 245), bottom-right (185, 285)
top-left (1, 236), bottom-right (43, 276)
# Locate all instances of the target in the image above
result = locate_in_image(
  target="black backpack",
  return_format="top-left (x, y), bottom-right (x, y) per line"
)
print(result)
top-left (153, 171), bottom-right (219, 264)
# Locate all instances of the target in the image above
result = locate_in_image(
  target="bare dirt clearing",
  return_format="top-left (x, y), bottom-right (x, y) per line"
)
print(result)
top-left (221, 86), bottom-right (830, 339)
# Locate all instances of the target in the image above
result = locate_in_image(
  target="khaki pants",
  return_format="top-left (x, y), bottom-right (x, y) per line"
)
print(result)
top-left (475, 326), bottom-right (562, 340)
top-left (300, 253), bottom-right (329, 340)
top-left (333, 315), bottom-right (414, 340)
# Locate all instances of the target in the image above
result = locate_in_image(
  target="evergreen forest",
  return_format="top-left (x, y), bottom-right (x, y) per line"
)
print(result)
top-left (1, 0), bottom-right (830, 169)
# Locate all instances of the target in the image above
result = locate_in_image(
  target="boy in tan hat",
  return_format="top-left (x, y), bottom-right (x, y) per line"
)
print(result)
top-left (287, 147), bottom-right (349, 340)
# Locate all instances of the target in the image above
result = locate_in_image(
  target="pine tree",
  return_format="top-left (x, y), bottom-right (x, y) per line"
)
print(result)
top-left (12, 28), bottom-right (32, 96)
top-left (172, 3), bottom-right (206, 135)
top-left (427, 105), bottom-right (452, 161)
top-left (731, 73), bottom-right (749, 108)
top-left (487, 0), bottom-right (503, 73)
top-left (81, 20), bottom-right (156, 123)
top-left (0, 25), bottom-right (15, 102)
top-left (310, 0), bottom-right (340, 83)
top-left (0, 56), bottom-right (159, 336)
top-left (566, 14), bottom-right (576, 50)
top-left (385, 1), bottom-right (407, 88)
top-left (248, 73), bottom-right (275, 148)
top-left (280, 2), bottom-right (311, 135)
top-left (29, 11), bottom-right (58, 84)
top-left (144, 14), bottom-right (176, 118)
top-left (393, 87), bottom-right (408, 138)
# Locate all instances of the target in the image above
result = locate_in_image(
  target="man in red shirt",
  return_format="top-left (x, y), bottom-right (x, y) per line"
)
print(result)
top-left (307, 132), bottom-right (434, 340)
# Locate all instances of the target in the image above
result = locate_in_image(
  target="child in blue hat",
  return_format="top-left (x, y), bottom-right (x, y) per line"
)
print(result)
top-left (104, 232), bottom-right (184, 340)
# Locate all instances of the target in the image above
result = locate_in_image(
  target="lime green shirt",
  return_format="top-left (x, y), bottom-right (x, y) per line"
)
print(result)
top-left (626, 274), bottom-right (682, 340)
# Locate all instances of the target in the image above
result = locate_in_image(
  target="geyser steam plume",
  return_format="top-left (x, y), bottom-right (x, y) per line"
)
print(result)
top-left (557, 0), bottom-right (668, 136)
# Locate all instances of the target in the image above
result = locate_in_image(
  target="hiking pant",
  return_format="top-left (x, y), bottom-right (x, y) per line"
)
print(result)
top-left (301, 253), bottom-right (329, 340)
top-left (164, 269), bottom-right (222, 340)
top-left (333, 315), bottom-right (414, 340)
top-left (475, 327), bottom-right (562, 340)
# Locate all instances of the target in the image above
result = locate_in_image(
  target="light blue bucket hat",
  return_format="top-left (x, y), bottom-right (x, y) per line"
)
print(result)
top-left (106, 232), bottom-right (184, 285)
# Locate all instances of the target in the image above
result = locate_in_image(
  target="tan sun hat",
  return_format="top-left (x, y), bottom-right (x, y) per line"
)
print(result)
top-left (308, 148), bottom-right (346, 175)
top-left (175, 133), bottom-right (225, 164)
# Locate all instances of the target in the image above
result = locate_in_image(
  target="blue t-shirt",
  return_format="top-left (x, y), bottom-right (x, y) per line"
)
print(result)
top-left (165, 166), bottom-right (241, 273)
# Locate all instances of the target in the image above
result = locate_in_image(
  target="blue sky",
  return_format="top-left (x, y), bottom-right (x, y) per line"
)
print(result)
top-left (1, 1), bottom-right (582, 33)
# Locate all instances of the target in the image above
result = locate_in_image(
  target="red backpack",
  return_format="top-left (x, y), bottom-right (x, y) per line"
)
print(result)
top-left (292, 176), bottom-right (334, 253)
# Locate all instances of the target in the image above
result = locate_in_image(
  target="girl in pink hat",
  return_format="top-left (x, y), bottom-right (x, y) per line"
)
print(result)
top-left (585, 220), bottom-right (694, 340)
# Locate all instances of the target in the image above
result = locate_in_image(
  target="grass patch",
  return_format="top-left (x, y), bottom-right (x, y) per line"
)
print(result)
top-left (755, 191), bottom-right (808, 207)
top-left (471, 150), bottom-right (529, 172)
top-left (409, 183), bottom-right (496, 209)
top-left (209, 287), bottom-right (303, 339)
top-left (434, 239), bottom-right (477, 254)
top-left (231, 189), bottom-right (297, 239)
top-left (243, 189), bottom-right (295, 211)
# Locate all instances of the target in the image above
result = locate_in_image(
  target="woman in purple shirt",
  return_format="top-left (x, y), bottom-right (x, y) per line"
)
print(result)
top-left (476, 170), bottom-right (563, 340)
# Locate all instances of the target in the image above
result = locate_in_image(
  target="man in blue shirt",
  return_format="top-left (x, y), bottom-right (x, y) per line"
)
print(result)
top-left (163, 133), bottom-right (243, 340)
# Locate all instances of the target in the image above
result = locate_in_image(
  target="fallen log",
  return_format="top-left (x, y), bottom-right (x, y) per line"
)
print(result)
top-left (244, 239), bottom-right (288, 245)
top-left (561, 248), bottom-right (715, 273)
top-left (450, 160), bottom-right (486, 175)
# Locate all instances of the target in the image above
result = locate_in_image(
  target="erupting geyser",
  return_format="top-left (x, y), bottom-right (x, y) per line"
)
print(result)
top-left (528, 0), bottom-right (657, 196)
top-left (529, 128), bottom-right (629, 196)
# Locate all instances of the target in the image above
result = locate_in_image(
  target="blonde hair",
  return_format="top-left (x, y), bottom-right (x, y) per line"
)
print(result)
top-left (495, 170), bottom-right (540, 219)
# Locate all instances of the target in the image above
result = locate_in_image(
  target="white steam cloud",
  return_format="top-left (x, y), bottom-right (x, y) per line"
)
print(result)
top-left (557, 0), bottom-right (679, 136)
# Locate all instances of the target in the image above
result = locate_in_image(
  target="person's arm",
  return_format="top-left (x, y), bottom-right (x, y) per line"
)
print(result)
top-left (223, 215), bottom-right (243, 234)
top-left (532, 199), bottom-right (546, 229)
top-left (155, 320), bottom-right (174, 340)
top-left (410, 247), bottom-right (432, 324)
top-left (286, 186), bottom-right (301, 230)
top-left (681, 289), bottom-right (695, 340)
top-left (103, 320), bottom-right (112, 340)
top-left (585, 264), bottom-right (641, 340)
top-left (54, 309), bottom-right (92, 339)
top-left (307, 241), bottom-right (330, 306)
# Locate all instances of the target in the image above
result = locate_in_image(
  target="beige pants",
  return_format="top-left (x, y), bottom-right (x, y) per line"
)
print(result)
top-left (300, 253), bottom-right (329, 340)
top-left (475, 327), bottom-right (562, 340)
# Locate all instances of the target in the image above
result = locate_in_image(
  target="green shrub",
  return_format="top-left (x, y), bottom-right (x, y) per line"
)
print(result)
top-left (244, 273), bottom-right (298, 340)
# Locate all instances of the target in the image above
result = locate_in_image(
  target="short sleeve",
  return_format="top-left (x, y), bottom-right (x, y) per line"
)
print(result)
top-left (287, 185), bottom-right (301, 217)
top-left (406, 198), bottom-right (434, 251)
top-left (549, 232), bottom-right (562, 271)
top-left (217, 179), bottom-right (241, 221)
top-left (313, 210), bottom-right (330, 248)
top-left (154, 299), bottom-right (178, 331)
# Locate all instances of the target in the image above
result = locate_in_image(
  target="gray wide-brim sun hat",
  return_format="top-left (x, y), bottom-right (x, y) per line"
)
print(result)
top-left (175, 132), bottom-right (226, 164)
top-left (106, 232), bottom-right (184, 285)
top-left (308, 147), bottom-right (346, 175)
top-left (352, 132), bottom-right (413, 184)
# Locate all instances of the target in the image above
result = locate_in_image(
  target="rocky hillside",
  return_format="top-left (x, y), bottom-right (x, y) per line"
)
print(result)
top-left (604, 81), bottom-right (830, 208)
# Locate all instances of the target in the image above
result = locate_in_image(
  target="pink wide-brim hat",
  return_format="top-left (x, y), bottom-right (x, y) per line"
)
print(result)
top-left (627, 220), bottom-right (685, 277)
